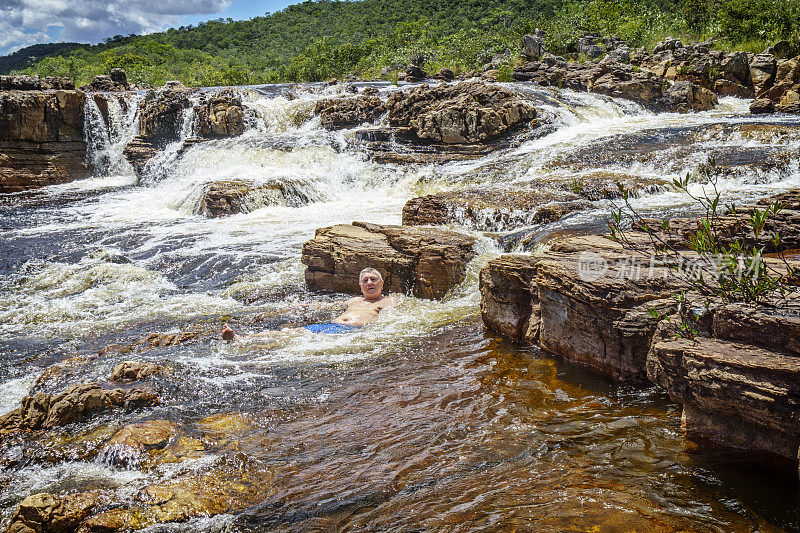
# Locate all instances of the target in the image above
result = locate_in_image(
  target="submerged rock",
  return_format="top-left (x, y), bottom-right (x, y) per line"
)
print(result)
top-left (0, 383), bottom-right (158, 436)
top-left (0, 83), bottom-right (90, 192)
top-left (101, 420), bottom-right (178, 466)
top-left (109, 361), bottom-right (166, 382)
top-left (302, 221), bottom-right (477, 299)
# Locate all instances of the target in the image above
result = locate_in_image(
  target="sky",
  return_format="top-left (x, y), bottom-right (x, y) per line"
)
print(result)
top-left (0, 0), bottom-right (296, 56)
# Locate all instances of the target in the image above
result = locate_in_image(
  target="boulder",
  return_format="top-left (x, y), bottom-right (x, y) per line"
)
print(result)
top-left (7, 491), bottom-right (105, 533)
top-left (0, 87), bottom-right (90, 192)
top-left (109, 361), bottom-right (166, 382)
top-left (720, 51), bottom-right (750, 85)
top-left (79, 73), bottom-right (129, 93)
top-left (749, 53), bottom-right (777, 93)
top-left (778, 89), bottom-right (800, 113)
top-left (0, 383), bottom-right (158, 436)
top-left (402, 188), bottom-right (592, 232)
top-left (665, 80), bottom-right (718, 112)
top-left (384, 81), bottom-right (537, 144)
top-left (301, 222), bottom-right (477, 299)
top-left (313, 93), bottom-right (384, 129)
top-left (196, 178), bottom-right (318, 217)
top-left (432, 68), bottom-right (455, 81)
top-left (750, 97), bottom-right (776, 114)
top-left (647, 335), bottom-right (800, 459)
top-left (522, 31), bottom-right (546, 61)
top-left (196, 90), bottom-right (246, 138)
top-left (77, 457), bottom-right (274, 532)
top-left (480, 254), bottom-right (542, 344)
top-left (137, 83), bottom-right (192, 143)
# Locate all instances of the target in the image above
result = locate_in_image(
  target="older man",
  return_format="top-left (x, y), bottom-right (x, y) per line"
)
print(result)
top-left (222, 267), bottom-right (395, 340)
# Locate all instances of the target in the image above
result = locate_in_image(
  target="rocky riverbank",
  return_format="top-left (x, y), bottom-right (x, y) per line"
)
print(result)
top-left (479, 189), bottom-right (800, 462)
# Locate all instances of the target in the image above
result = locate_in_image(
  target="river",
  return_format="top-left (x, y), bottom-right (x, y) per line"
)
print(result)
top-left (1, 82), bottom-right (799, 531)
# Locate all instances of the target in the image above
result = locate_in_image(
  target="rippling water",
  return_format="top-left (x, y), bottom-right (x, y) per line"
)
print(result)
top-left (1, 82), bottom-right (799, 531)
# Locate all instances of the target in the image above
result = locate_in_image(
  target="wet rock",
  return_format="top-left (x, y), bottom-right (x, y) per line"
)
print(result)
top-left (480, 254), bottom-right (542, 344)
top-left (761, 57), bottom-right (800, 104)
top-left (0, 87), bottom-right (90, 192)
top-left (302, 221), bottom-right (477, 299)
top-left (384, 81), bottom-right (538, 144)
top-left (0, 75), bottom-right (75, 91)
top-left (197, 178), bottom-right (317, 217)
top-left (0, 383), bottom-right (158, 436)
top-left (78, 457), bottom-right (274, 532)
top-left (712, 303), bottom-right (800, 355)
top-left (109, 361), bottom-right (166, 382)
top-left (101, 420), bottom-right (178, 466)
top-left (750, 97), bottom-right (776, 114)
top-left (138, 83), bottom-right (192, 143)
top-left (480, 235), bottom-right (681, 381)
top-left (665, 80), bottom-right (718, 112)
top-left (720, 51), bottom-right (751, 85)
top-left (647, 335), bottom-right (800, 459)
top-left (713, 78), bottom-right (754, 99)
top-left (402, 188), bottom-right (592, 232)
top-left (7, 491), bottom-right (105, 533)
top-left (313, 93), bottom-right (384, 129)
top-left (431, 68), bottom-right (455, 81)
top-left (196, 90), bottom-right (247, 138)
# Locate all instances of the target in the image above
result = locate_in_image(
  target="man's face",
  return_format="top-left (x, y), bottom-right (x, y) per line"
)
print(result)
top-left (359, 272), bottom-right (384, 300)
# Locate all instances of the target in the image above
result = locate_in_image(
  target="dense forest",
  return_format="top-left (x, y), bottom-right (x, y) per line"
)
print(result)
top-left (3, 0), bottom-right (799, 87)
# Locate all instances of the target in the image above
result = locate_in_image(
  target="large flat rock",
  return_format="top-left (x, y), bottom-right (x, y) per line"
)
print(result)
top-left (302, 222), bottom-right (477, 299)
top-left (647, 336), bottom-right (800, 459)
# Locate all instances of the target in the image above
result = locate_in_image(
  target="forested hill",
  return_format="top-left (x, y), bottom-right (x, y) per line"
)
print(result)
top-left (4, 0), bottom-right (799, 87)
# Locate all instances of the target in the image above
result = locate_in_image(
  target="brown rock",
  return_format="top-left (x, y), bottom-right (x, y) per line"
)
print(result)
top-left (402, 188), bottom-right (592, 231)
top-left (479, 254), bottom-right (542, 344)
top-left (197, 178), bottom-right (317, 217)
top-left (80, 74), bottom-right (128, 93)
top-left (0, 89), bottom-right (90, 192)
top-left (712, 303), bottom-right (800, 355)
top-left (109, 361), bottom-right (166, 382)
top-left (313, 93), bottom-right (384, 129)
top-left (137, 84), bottom-right (192, 143)
top-left (480, 235), bottom-right (682, 381)
top-left (665, 80), bottom-right (718, 112)
top-left (749, 97), bottom-right (776, 114)
top-left (101, 420), bottom-right (178, 466)
top-left (196, 90), bottom-right (246, 138)
top-left (647, 336), bottom-right (800, 459)
top-left (749, 53), bottom-right (777, 93)
top-left (0, 383), bottom-right (158, 436)
top-left (384, 81), bottom-right (537, 144)
top-left (7, 491), bottom-right (104, 533)
top-left (301, 222), bottom-right (477, 299)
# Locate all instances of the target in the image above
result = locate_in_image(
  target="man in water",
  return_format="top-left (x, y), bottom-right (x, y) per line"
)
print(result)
top-left (221, 267), bottom-right (395, 340)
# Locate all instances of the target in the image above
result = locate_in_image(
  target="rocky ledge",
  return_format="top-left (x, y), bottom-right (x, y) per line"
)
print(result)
top-left (122, 84), bottom-right (249, 178)
top-left (0, 75), bottom-right (90, 193)
top-left (196, 178), bottom-right (319, 218)
top-left (301, 221), bottom-right (477, 299)
top-left (313, 81), bottom-right (538, 164)
top-left (480, 188), bottom-right (800, 462)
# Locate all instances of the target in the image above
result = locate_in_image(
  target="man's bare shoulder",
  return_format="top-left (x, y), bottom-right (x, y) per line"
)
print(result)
top-left (344, 296), bottom-right (362, 305)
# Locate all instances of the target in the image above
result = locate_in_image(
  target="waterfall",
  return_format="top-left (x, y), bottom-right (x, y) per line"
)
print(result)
top-left (84, 93), bottom-right (141, 177)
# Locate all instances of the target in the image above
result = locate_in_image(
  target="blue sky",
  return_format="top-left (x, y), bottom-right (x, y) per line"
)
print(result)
top-left (0, 0), bottom-right (296, 56)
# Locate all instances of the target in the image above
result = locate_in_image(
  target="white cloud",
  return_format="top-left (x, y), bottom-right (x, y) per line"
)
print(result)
top-left (0, 0), bottom-right (231, 55)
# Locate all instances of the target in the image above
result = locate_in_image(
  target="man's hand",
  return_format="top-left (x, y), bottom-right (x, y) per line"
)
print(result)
top-left (221, 323), bottom-right (235, 342)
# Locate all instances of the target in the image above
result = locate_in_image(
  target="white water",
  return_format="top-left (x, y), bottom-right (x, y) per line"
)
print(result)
top-left (3, 83), bottom-right (800, 365)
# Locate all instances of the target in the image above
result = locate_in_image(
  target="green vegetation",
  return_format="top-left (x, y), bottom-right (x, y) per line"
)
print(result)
top-left (608, 160), bottom-right (796, 305)
top-left (4, 0), bottom-right (800, 86)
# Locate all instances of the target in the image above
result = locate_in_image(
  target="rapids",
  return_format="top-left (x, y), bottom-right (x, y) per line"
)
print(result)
top-left (1, 82), bottom-right (799, 531)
